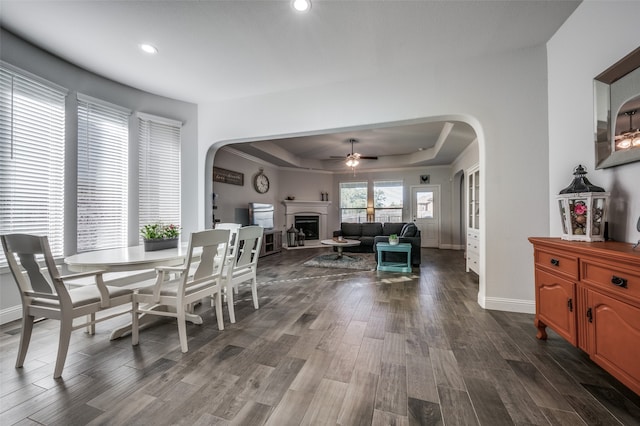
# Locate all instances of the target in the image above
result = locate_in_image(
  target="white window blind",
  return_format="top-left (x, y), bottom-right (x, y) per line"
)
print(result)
top-left (138, 113), bottom-right (181, 242)
top-left (77, 95), bottom-right (129, 252)
top-left (0, 64), bottom-right (66, 263)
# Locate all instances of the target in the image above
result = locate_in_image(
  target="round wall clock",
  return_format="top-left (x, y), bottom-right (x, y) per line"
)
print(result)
top-left (253, 170), bottom-right (270, 193)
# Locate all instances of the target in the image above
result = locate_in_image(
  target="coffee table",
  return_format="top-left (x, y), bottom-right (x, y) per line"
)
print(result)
top-left (320, 238), bottom-right (361, 259)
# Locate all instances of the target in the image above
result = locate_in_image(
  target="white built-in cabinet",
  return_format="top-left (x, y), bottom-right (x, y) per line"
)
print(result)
top-left (466, 165), bottom-right (480, 274)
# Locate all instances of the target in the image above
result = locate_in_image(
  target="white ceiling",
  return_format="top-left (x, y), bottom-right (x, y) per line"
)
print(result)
top-left (0, 0), bottom-right (581, 170)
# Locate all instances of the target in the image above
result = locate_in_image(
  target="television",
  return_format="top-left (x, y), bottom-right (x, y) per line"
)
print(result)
top-left (248, 203), bottom-right (274, 230)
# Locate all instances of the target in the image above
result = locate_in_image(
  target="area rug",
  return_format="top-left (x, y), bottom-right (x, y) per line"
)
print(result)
top-left (303, 253), bottom-right (377, 270)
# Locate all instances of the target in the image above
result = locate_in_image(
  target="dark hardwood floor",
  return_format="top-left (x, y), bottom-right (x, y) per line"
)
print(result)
top-left (1, 248), bottom-right (639, 425)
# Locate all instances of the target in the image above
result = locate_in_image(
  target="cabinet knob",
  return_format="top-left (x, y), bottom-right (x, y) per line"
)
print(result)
top-left (611, 276), bottom-right (628, 288)
top-left (586, 307), bottom-right (593, 323)
top-left (550, 258), bottom-right (560, 266)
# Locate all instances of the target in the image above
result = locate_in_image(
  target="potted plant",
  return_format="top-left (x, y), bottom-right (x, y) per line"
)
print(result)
top-left (141, 223), bottom-right (181, 251)
top-left (388, 233), bottom-right (399, 245)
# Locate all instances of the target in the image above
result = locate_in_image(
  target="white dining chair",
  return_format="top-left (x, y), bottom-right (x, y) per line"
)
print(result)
top-left (1, 234), bottom-right (134, 378)
top-left (131, 228), bottom-right (229, 353)
top-left (222, 225), bottom-right (264, 323)
top-left (215, 222), bottom-right (242, 255)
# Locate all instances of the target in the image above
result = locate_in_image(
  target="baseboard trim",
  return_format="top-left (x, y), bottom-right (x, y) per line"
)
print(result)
top-left (0, 305), bottom-right (22, 326)
top-left (478, 295), bottom-right (535, 314)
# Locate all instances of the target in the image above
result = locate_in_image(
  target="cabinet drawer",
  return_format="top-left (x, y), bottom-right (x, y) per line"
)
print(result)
top-left (534, 249), bottom-right (578, 280)
top-left (582, 260), bottom-right (640, 302)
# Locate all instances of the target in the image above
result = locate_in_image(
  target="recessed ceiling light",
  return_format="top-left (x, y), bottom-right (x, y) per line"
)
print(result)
top-left (139, 43), bottom-right (158, 55)
top-left (292, 0), bottom-right (311, 12)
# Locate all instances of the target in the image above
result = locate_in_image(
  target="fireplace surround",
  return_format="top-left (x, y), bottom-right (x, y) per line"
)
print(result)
top-left (282, 200), bottom-right (331, 247)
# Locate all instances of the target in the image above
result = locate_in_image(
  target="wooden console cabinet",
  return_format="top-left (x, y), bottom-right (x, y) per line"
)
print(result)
top-left (260, 230), bottom-right (282, 257)
top-left (529, 237), bottom-right (640, 396)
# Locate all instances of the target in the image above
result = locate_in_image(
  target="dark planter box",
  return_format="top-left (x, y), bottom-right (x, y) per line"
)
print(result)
top-left (143, 238), bottom-right (179, 251)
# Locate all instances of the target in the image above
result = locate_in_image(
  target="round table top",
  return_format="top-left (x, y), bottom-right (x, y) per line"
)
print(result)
top-left (320, 238), bottom-right (361, 247)
top-left (64, 243), bottom-right (191, 272)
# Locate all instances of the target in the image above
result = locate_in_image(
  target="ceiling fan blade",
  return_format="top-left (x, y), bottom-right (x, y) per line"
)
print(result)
top-left (360, 156), bottom-right (378, 160)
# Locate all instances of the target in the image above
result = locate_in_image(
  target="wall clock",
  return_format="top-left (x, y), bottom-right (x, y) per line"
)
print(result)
top-left (253, 169), bottom-right (270, 194)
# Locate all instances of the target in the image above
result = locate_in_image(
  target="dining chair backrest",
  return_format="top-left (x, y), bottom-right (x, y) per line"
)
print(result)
top-left (187, 228), bottom-right (229, 284)
top-left (215, 222), bottom-right (242, 249)
top-left (232, 225), bottom-right (264, 270)
top-left (2, 233), bottom-right (69, 306)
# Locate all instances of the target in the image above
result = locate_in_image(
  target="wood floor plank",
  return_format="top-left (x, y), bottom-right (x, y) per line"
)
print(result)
top-left (337, 369), bottom-right (379, 426)
top-left (264, 389), bottom-right (314, 426)
top-left (372, 408), bottom-right (409, 426)
top-left (407, 397), bottom-right (443, 426)
top-left (375, 362), bottom-right (408, 415)
top-left (382, 332), bottom-right (406, 366)
top-left (406, 354), bottom-right (438, 403)
top-left (354, 336), bottom-right (384, 375)
top-left (254, 356), bottom-right (306, 406)
top-left (324, 342), bottom-right (360, 383)
top-left (437, 385), bottom-right (480, 426)
top-left (506, 359), bottom-right (574, 411)
top-left (430, 347), bottom-right (466, 391)
top-left (300, 378), bottom-right (348, 426)
top-left (464, 376), bottom-right (514, 425)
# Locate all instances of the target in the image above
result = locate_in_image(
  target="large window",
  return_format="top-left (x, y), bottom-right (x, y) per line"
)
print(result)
top-left (138, 113), bottom-right (182, 242)
top-left (77, 94), bottom-right (129, 252)
top-left (339, 181), bottom-right (367, 222)
top-left (0, 64), bottom-right (66, 262)
top-left (374, 180), bottom-right (403, 222)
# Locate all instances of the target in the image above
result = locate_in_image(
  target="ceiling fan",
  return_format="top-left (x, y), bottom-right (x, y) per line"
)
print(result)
top-left (330, 138), bottom-right (378, 167)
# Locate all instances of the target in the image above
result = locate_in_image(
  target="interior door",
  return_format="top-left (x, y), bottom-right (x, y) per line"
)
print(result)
top-left (411, 185), bottom-right (440, 248)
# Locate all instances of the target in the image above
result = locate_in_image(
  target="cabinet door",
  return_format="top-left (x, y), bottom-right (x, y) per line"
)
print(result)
top-left (535, 269), bottom-right (577, 345)
top-left (587, 289), bottom-right (640, 395)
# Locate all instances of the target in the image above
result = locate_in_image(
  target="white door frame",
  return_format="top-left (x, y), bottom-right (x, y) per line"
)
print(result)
top-left (410, 185), bottom-right (441, 248)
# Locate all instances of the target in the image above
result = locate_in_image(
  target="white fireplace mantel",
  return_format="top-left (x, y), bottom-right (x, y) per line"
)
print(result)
top-left (282, 200), bottom-right (332, 243)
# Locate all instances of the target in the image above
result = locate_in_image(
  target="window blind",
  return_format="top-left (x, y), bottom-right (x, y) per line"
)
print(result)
top-left (138, 113), bottom-right (181, 242)
top-left (0, 64), bottom-right (66, 263)
top-left (77, 95), bottom-right (129, 252)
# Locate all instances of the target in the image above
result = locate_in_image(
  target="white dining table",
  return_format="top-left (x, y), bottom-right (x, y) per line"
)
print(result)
top-left (64, 243), bottom-right (203, 340)
top-left (65, 243), bottom-right (191, 273)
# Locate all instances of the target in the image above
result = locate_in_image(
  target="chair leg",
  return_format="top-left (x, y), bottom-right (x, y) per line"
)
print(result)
top-left (226, 283), bottom-right (236, 324)
top-left (214, 290), bottom-right (224, 331)
top-left (16, 314), bottom-right (35, 368)
top-left (86, 313), bottom-right (96, 335)
top-left (131, 299), bottom-right (139, 346)
top-left (251, 277), bottom-right (259, 309)
top-left (177, 305), bottom-right (188, 353)
top-left (54, 316), bottom-right (73, 379)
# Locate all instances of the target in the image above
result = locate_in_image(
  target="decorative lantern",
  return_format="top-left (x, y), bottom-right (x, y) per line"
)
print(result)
top-left (557, 165), bottom-right (609, 242)
top-left (287, 225), bottom-right (298, 247)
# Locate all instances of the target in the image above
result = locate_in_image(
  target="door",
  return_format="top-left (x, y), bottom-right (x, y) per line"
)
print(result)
top-left (411, 185), bottom-right (440, 248)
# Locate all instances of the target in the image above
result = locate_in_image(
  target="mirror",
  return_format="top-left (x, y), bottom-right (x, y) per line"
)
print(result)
top-left (594, 47), bottom-right (640, 169)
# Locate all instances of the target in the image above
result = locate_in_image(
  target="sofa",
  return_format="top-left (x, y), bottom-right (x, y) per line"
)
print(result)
top-left (332, 222), bottom-right (421, 266)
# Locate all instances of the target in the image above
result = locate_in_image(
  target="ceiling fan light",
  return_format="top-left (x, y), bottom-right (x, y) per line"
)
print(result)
top-left (292, 0), bottom-right (311, 12)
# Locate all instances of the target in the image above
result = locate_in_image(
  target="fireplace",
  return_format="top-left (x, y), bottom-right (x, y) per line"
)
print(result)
top-left (295, 215), bottom-right (320, 240)
top-left (282, 200), bottom-right (331, 247)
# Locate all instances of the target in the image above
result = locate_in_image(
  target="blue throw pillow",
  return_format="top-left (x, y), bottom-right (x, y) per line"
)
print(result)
top-left (400, 223), bottom-right (417, 237)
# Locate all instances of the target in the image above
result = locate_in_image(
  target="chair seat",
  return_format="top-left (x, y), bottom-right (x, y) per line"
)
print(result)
top-left (31, 285), bottom-right (132, 308)
top-left (136, 279), bottom-right (216, 297)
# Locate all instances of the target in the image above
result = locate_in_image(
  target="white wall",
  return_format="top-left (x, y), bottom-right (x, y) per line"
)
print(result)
top-left (200, 44), bottom-right (551, 313)
top-left (548, 1), bottom-right (640, 243)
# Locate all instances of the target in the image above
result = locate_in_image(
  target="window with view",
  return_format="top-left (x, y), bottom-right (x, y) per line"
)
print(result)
top-left (77, 94), bottom-right (129, 252)
top-left (374, 180), bottom-right (403, 222)
top-left (339, 181), bottom-right (367, 223)
top-left (0, 64), bottom-right (66, 263)
top-left (138, 113), bottom-right (182, 243)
